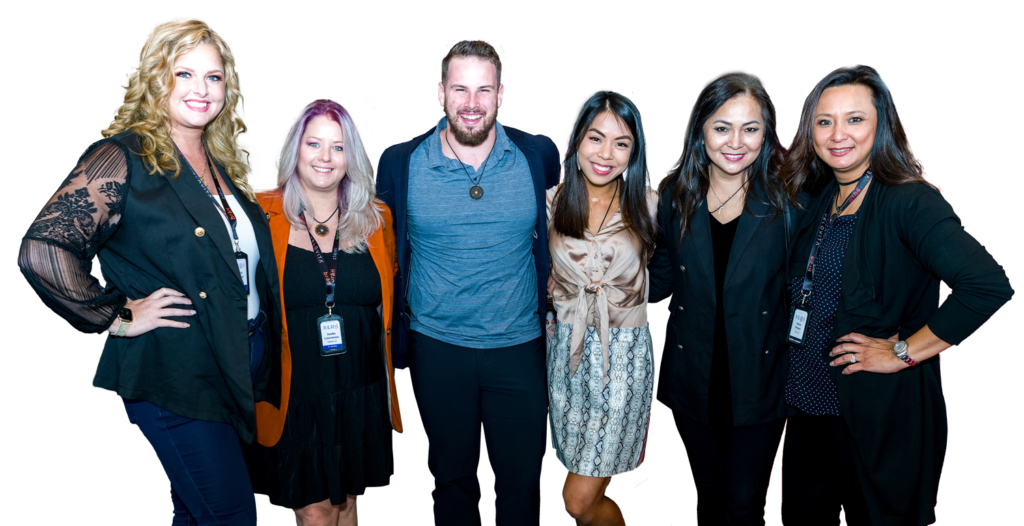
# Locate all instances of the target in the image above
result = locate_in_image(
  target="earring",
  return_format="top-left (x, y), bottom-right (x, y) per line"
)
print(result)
top-left (576, 152), bottom-right (582, 172)
top-left (622, 168), bottom-right (629, 181)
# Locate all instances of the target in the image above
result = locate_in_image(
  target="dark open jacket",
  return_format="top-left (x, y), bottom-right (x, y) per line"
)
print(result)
top-left (375, 125), bottom-right (561, 368)
top-left (649, 180), bottom-right (799, 427)
top-left (789, 180), bottom-right (1013, 526)
top-left (20, 132), bottom-right (283, 444)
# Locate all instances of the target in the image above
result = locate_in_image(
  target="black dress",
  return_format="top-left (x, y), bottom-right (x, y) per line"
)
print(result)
top-left (254, 244), bottom-right (393, 509)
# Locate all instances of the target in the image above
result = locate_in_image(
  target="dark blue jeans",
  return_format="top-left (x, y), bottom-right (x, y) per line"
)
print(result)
top-left (121, 317), bottom-right (265, 525)
top-left (408, 331), bottom-right (547, 526)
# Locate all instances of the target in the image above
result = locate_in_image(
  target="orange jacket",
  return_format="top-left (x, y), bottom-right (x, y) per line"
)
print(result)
top-left (253, 190), bottom-right (403, 446)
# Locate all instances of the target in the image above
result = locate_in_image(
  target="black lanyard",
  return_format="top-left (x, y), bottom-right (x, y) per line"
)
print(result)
top-left (301, 212), bottom-right (341, 312)
top-left (193, 154), bottom-right (242, 253)
top-left (799, 171), bottom-right (872, 305)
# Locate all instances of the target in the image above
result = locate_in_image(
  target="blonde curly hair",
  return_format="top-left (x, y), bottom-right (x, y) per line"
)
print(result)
top-left (102, 19), bottom-right (253, 200)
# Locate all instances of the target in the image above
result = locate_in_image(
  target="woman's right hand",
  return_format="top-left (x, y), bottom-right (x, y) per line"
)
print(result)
top-left (108, 288), bottom-right (195, 337)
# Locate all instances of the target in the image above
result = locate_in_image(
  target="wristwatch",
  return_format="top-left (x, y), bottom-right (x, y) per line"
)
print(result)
top-left (891, 340), bottom-right (917, 367)
top-left (113, 307), bottom-right (133, 337)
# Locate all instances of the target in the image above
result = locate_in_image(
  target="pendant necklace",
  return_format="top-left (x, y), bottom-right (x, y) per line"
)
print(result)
top-left (310, 206), bottom-right (340, 237)
top-left (445, 129), bottom-right (491, 200)
top-left (709, 177), bottom-right (749, 215)
top-left (592, 179), bottom-right (620, 234)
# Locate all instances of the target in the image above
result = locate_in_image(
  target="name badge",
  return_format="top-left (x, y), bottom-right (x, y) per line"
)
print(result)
top-left (235, 251), bottom-right (249, 294)
top-left (317, 313), bottom-right (346, 356)
top-left (788, 305), bottom-right (812, 347)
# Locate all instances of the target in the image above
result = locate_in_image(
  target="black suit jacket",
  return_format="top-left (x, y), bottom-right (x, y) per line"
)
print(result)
top-left (375, 124), bottom-right (560, 368)
top-left (649, 180), bottom-right (797, 427)
top-left (92, 132), bottom-right (282, 444)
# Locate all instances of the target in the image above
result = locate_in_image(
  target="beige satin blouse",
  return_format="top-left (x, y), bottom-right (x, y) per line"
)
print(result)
top-left (547, 186), bottom-right (659, 377)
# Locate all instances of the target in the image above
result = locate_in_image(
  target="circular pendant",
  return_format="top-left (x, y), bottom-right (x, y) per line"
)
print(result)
top-left (314, 223), bottom-right (329, 237)
top-left (470, 185), bottom-right (484, 200)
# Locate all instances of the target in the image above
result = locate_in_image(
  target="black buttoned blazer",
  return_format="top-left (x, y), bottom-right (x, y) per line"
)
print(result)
top-left (649, 180), bottom-right (797, 427)
top-left (91, 132), bottom-right (282, 444)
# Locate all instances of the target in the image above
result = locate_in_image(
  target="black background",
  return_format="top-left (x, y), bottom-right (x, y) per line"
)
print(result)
top-left (19, 12), bottom-right (1011, 523)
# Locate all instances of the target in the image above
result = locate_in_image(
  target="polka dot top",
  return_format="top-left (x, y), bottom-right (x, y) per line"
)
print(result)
top-left (785, 211), bottom-right (859, 416)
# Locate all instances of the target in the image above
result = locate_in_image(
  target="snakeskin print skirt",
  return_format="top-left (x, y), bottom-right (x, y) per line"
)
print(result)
top-left (547, 321), bottom-right (654, 477)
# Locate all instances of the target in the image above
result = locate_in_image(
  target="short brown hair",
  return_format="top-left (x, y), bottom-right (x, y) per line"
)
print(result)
top-left (441, 40), bottom-right (502, 86)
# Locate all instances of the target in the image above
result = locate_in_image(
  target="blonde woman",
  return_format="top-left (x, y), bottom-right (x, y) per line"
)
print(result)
top-left (247, 100), bottom-right (403, 526)
top-left (18, 20), bottom-right (277, 525)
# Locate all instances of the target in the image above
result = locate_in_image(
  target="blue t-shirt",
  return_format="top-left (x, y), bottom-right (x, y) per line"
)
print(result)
top-left (406, 118), bottom-right (539, 348)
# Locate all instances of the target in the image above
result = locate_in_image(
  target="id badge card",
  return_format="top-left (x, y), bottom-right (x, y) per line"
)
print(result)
top-left (317, 313), bottom-right (346, 356)
top-left (788, 304), bottom-right (812, 347)
top-left (235, 251), bottom-right (249, 294)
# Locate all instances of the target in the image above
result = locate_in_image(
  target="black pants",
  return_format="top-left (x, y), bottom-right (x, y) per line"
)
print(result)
top-left (674, 411), bottom-right (785, 526)
top-left (782, 410), bottom-right (871, 525)
top-left (408, 331), bottom-right (547, 526)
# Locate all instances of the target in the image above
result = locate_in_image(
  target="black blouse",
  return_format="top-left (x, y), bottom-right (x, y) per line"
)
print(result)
top-left (708, 212), bottom-right (739, 425)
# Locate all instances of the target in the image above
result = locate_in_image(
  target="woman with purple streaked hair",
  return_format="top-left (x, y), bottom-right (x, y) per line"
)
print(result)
top-left (245, 99), bottom-right (403, 526)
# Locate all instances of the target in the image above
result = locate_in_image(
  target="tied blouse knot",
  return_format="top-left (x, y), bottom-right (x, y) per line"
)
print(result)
top-left (547, 187), bottom-right (656, 378)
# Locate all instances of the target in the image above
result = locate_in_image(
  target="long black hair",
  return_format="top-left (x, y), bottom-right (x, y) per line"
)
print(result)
top-left (552, 91), bottom-right (656, 261)
top-left (781, 65), bottom-right (933, 197)
top-left (659, 72), bottom-right (790, 236)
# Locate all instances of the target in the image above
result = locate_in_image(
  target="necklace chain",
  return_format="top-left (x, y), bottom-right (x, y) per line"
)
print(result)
top-left (709, 177), bottom-right (749, 214)
top-left (593, 180), bottom-right (620, 234)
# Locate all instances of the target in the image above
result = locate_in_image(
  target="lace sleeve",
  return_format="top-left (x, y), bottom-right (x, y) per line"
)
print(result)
top-left (18, 141), bottom-right (130, 333)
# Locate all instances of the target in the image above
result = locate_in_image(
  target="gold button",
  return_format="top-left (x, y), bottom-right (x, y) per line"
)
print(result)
top-left (195, 227), bottom-right (205, 237)
top-left (198, 291), bottom-right (208, 299)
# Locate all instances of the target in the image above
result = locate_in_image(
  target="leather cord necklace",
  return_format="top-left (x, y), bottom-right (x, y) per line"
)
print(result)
top-left (709, 177), bottom-right (749, 215)
top-left (310, 206), bottom-right (340, 237)
top-left (445, 129), bottom-right (491, 200)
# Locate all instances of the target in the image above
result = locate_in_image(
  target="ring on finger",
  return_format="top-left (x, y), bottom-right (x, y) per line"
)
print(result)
top-left (850, 355), bottom-right (857, 364)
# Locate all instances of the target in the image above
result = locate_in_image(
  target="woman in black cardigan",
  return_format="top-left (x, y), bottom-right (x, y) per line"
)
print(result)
top-left (779, 65), bottom-right (1013, 526)
top-left (649, 72), bottom-right (798, 525)
top-left (18, 20), bottom-right (280, 524)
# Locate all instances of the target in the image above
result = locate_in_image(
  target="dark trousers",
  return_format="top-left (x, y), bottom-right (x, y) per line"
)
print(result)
top-left (408, 331), bottom-right (547, 526)
top-left (124, 399), bottom-right (257, 525)
top-left (673, 411), bottom-right (786, 525)
top-left (782, 410), bottom-right (871, 525)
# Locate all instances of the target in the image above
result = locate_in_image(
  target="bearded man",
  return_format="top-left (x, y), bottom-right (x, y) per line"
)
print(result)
top-left (375, 40), bottom-right (560, 526)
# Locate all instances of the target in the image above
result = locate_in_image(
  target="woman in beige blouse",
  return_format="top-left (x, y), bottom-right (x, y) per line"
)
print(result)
top-left (547, 91), bottom-right (658, 526)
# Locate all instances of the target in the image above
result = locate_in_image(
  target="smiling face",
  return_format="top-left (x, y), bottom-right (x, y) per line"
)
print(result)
top-left (438, 56), bottom-right (503, 147)
top-left (702, 95), bottom-right (763, 180)
top-left (296, 115), bottom-right (346, 194)
top-left (813, 84), bottom-right (877, 178)
top-left (577, 111), bottom-right (634, 189)
top-left (167, 43), bottom-right (226, 135)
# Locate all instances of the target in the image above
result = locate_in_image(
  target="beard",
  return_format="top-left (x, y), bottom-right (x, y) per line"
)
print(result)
top-left (445, 105), bottom-right (498, 147)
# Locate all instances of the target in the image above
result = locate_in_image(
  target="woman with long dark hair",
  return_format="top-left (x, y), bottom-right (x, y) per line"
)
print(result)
top-left (648, 72), bottom-right (797, 525)
top-left (546, 91), bottom-right (657, 526)
top-left (779, 65), bottom-right (1013, 525)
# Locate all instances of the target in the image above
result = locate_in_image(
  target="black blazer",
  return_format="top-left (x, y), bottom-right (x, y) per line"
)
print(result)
top-left (789, 180), bottom-right (1013, 525)
top-left (375, 125), bottom-right (561, 368)
top-left (90, 133), bottom-right (281, 444)
top-left (650, 180), bottom-right (798, 427)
